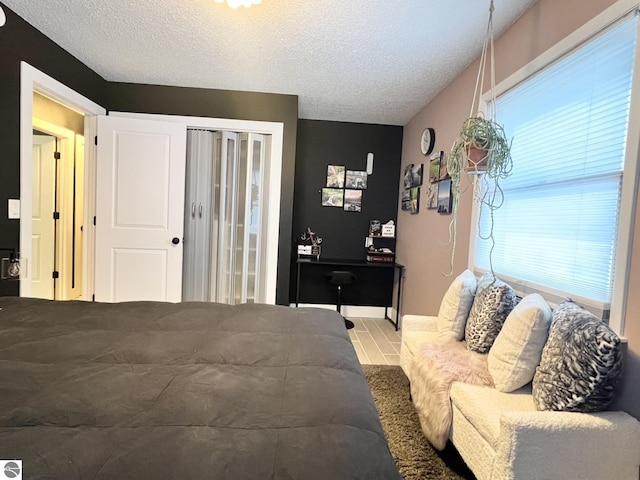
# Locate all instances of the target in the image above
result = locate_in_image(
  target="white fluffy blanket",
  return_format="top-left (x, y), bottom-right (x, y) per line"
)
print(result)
top-left (410, 340), bottom-right (493, 450)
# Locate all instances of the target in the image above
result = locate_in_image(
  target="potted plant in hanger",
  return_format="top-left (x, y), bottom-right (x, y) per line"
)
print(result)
top-left (445, 0), bottom-right (513, 277)
top-left (450, 114), bottom-right (511, 175)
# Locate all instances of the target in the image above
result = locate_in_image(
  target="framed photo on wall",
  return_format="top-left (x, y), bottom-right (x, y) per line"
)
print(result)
top-left (429, 151), bottom-right (443, 183)
top-left (322, 188), bottom-right (344, 207)
top-left (344, 189), bottom-right (362, 212)
top-left (426, 182), bottom-right (438, 209)
top-left (326, 165), bottom-right (345, 188)
top-left (439, 154), bottom-right (450, 181)
top-left (403, 163), bottom-right (414, 189)
top-left (410, 187), bottom-right (420, 214)
top-left (404, 163), bottom-right (423, 188)
top-left (437, 179), bottom-right (452, 214)
top-left (345, 170), bottom-right (367, 189)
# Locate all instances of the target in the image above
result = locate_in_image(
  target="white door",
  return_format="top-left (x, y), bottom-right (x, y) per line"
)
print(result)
top-left (31, 135), bottom-right (56, 300)
top-left (95, 116), bottom-right (186, 302)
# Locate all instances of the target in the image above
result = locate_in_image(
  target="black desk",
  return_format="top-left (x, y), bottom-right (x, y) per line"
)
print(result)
top-left (295, 258), bottom-right (405, 330)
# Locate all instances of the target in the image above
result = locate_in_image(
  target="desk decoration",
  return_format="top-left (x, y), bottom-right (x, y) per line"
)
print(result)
top-left (369, 220), bottom-right (382, 236)
top-left (381, 221), bottom-right (395, 237)
top-left (298, 227), bottom-right (322, 258)
top-left (366, 245), bottom-right (395, 263)
top-left (344, 189), bottom-right (362, 212)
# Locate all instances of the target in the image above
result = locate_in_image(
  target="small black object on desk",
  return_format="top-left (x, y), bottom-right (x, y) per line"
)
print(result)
top-left (295, 258), bottom-right (404, 330)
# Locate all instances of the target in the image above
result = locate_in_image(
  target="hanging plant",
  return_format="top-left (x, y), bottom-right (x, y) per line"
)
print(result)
top-left (445, 0), bottom-right (513, 277)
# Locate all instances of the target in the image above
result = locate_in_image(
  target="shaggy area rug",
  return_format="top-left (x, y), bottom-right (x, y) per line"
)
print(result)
top-left (363, 364), bottom-right (476, 480)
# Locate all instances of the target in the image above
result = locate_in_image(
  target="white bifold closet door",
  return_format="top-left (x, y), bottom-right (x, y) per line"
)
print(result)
top-left (183, 129), bottom-right (268, 304)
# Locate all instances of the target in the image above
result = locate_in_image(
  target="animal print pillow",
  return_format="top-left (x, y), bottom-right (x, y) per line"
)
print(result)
top-left (465, 273), bottom-right (517, 353)
top-left (532, 299), bottom-right (623, 412)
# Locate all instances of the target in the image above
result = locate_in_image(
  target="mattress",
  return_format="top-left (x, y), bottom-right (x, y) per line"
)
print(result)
top-left (0, 297), bottom-right (400, 479)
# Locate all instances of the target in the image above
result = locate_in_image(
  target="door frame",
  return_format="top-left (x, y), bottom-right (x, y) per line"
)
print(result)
top-left (20, 62), bottom-right (106, 299)
top-left (111, 112), bottom-right (284, 305)
top-left (32, 118), bottom-right (76, 300)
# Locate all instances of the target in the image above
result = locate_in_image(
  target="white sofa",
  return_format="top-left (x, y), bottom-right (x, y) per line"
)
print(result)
top-left (400, 313), bottom-right (640, 480)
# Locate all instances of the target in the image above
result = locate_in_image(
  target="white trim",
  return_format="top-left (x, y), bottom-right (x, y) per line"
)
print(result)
top-left (109, 112), bottom-right (284, 305)
top-left (483, 1), bottom-right (640, 102)
top-left (468, 2), bottom-right (640, 334)
top-left (291, 304), bottom-right (388, 319)
top-left (20, 62), bottom-right (106, 299)
top-left (611, 7), bottom-right (640, 335)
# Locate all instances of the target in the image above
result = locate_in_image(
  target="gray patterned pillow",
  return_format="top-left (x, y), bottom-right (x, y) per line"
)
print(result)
top-left (465, 273), bottom-right (517, 353)
top-left (532, 299), bottom-right (623, 412)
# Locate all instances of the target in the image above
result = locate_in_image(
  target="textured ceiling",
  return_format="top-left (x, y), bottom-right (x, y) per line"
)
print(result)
top-left (3, 0), bottom-right (538, 125)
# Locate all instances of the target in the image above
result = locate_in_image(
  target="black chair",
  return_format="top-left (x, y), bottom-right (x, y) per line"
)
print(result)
top-left (326, 270), bottom-right (357, 330)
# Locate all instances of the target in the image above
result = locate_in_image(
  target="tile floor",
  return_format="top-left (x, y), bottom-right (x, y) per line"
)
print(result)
top-left (347, 317), bottom-right (402, 365)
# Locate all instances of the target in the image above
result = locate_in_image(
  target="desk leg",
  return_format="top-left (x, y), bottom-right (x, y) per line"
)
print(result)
top-left (295, 261), bottom-right (301, 308)
top-left (395, 266), bottom-right (404, 331)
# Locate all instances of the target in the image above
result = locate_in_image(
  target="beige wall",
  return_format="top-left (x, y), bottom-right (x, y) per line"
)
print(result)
top-left (33, 92), bottom-right (84, 135)
top-left (398, 0), bottom-right (640, 418)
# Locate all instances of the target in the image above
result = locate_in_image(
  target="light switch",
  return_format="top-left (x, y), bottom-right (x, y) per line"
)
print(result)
top-left (8, 199), bottom-right (20, 219)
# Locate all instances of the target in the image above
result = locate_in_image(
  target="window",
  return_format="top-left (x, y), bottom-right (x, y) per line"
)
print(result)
top-left (473, 12), bottom-right (638, 321)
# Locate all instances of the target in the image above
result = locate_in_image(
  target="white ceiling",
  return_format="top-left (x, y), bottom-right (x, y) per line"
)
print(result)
top-left (3, 0), bottom-right (538, 125)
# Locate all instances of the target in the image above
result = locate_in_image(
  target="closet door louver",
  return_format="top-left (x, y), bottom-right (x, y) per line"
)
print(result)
top-left (182, 129), bottom-right (267, 304)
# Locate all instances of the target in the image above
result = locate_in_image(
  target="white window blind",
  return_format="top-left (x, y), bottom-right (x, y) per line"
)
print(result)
top-left (474, 13), bottom-right (638, 307)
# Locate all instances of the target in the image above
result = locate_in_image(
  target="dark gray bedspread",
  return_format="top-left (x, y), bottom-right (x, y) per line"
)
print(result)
top-left (0, 298), bottom-right (400, 479)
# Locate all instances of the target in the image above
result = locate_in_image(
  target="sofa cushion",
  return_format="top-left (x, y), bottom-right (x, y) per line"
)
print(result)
top-left (450, 382), bottom-right (535, 447)
top-left (402, 331), bottom-right (442, 356)
top-left (436, 269), bottom-right (477, 341)
top-left (465, 273), bottom-right (517, 353)
top-left (488, 293), bottom-right (553, 392)
top-left (532, 299), bottom-right (623, 412)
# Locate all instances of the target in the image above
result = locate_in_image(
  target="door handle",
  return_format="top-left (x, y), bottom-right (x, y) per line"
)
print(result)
top-left (199, 203), bottom-right (203, 218)
top-left (172, 237), bottom-right (180, 245)
top-left (191, 202), bottom-right (196, 218)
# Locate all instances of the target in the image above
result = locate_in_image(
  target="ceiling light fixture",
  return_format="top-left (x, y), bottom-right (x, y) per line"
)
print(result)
top-left (214, 0), bottom-right (261, 9)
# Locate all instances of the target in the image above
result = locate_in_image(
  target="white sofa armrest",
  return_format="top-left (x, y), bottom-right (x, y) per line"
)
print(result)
top-left (401, 314), bottom-right (438, 333)
top-left (493, 410), bottom-right (640, 480)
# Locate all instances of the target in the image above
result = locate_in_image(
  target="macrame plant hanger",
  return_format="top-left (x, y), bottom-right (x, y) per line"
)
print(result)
top-left (446, 0), bottom-right (512, 278)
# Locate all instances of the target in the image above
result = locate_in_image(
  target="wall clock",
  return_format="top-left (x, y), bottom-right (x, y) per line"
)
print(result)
top-left (420, 128), bottom-right (435, 156)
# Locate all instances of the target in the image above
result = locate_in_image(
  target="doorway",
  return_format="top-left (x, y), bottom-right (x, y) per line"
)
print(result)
top-left (31, 107), bottom-right (85, 300)
top-left (20, 62), bottom-right (105, 300)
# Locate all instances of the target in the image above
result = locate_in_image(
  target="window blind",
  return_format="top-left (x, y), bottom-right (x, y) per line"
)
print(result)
top-left (474, 13), bottom-right (638, 306)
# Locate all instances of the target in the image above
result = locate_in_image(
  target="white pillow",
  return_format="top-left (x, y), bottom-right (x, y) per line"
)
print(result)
top-left (488, 293), bottom-right (552, 392)
top-left (436, 270), bottom-right (477, 341)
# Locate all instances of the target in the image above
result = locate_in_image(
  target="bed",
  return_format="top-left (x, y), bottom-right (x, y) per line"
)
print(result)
top-left (0, 297), bottom-right (400, 479)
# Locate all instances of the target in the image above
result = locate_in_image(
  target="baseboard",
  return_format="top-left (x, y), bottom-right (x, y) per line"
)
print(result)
top-left (290, 303), bottom-right (388, 319)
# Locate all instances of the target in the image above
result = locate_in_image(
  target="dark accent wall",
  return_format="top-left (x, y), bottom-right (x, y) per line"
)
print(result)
top-left (0, 3), bottom-right (108, 296)
top-left (291, 120), bottom-right (403, 302)
top-left (105, 83), bottom-right (298, 306)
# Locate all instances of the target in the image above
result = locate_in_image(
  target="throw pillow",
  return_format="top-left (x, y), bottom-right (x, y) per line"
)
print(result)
top-left (465, 273), bottom-right (517, 353)
top-left (532, 299), bottom-right (623, 412)
top-left (436, 270), bottom-right (477, 341)
top-left (488, 293), bottom-right (552, 392)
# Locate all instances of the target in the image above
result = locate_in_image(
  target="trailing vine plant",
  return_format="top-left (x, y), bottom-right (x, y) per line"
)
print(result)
top-left (444, 0), bottom-right (513, 277)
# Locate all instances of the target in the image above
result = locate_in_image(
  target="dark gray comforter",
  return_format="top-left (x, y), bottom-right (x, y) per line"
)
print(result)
top-left (0, 298), bottom-right (400, 479)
